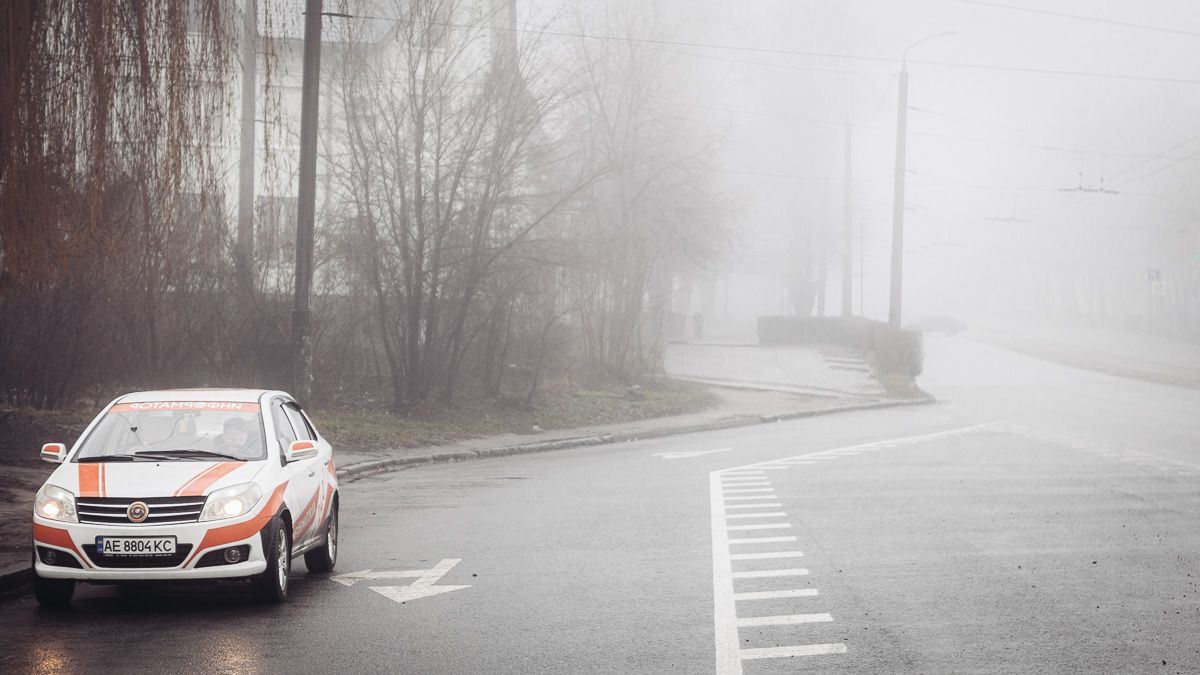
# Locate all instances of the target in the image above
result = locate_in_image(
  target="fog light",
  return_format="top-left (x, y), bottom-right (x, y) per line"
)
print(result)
top-left (223, 547), bottom-right (243, 564)
top-left (43, 549), bottom-right (58, 565)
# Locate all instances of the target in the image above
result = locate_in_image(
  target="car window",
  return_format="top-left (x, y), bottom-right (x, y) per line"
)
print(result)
top-left (271, 400), bottom-right (298, 449)
top-left (74, 402), bottom-right (267, 462)
top-left (283, 403), bottom-right (315, 441)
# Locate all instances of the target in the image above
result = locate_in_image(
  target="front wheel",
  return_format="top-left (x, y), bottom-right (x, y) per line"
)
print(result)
top-left (251, 517), bottom-right (290, 603)
top-left (33, 573), bottom-right (75, 607)
top-left (305, 502), bottom-right (338, 574)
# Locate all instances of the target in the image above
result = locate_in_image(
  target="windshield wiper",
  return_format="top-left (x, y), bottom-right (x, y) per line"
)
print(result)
top-left (77, 454), bottom-right (142, 463)
top-left (134, 449), bottom-right (246, 461)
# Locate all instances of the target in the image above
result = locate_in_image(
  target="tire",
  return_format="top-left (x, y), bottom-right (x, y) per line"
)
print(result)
top-left (304, 502), bottom-right (338, 574)
top-left (251, 517), bottom-right (290, 604)
top-left (33, 573), bottom-right (75, 608)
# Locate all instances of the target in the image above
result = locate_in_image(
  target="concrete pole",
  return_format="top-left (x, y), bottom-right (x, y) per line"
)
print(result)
top-left (291, 0), bottom-right (323, 402)
top-left (842, 122), bottom-right (853, 316)
top-left (888, 65), bottom-right (909, 328)
top-left (235, 0), bottom-right (257, 290)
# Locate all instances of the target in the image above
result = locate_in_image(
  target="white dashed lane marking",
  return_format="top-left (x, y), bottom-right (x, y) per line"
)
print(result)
top-left (730, 568), bottom-right (809, 579)
top-left (710, 423), bottom-right (1002, 674)
top-left (730, 550), bottom-right (804, 560)
top-left (737, 613), bottom-right (832, 627)
top-left (728, 536), bottom-right (797, 544)
top-left (741, 644), bottom-right (848, 660)
top-left (735, 588), bottom-right (818, 600)
top-left (724, 512), bottom-right (787, 519)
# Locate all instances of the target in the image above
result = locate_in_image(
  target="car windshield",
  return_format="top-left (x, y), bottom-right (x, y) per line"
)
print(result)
top-left (73, 401), bottom-right (266, 462)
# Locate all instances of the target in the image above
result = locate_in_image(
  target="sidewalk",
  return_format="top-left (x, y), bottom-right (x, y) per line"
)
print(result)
top-left (0, 385), bottom-right (929, 593)
top-left (664, 341), bottom-right (886, 398)
top-left (972, 320), bottom-right (1200, 389)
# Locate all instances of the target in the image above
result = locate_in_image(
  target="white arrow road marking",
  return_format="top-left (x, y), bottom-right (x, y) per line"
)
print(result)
top-left (333, 559), bottom-right (472, 605)
top-left (654, 448), bottom-right (732, 459)
top-left (331, 568), bottom-right (435, 587)
top-left (369, 558), bottom-right (471, 604)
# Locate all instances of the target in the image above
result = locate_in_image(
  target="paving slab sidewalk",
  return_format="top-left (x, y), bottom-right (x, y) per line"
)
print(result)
top-left (0, 385), bottom-right (930, 594)
top-left (664, 342), bottom-right (886, 398)
top-left (972, 321), bottom-right (1200, 389)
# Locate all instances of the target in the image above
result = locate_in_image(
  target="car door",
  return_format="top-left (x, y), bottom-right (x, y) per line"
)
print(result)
top-left (269, 398), bottom-right (323, 551)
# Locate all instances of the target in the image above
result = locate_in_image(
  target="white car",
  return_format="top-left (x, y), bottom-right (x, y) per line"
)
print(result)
top-left (31, 389), bottom-right (338, 606)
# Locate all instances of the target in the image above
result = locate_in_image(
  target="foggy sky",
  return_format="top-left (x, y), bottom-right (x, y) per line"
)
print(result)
top-left (538, 0), bottom-right (1200, 322)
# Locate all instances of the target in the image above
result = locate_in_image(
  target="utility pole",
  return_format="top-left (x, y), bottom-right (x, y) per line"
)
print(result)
top-left (842, 123), bottom-right (853, 316)
top-left (291, 0), bottom-right (322, 402)
top-left (858, 217), bottom-right (865, 317)
top-left (888, 64), bottom-right (909, 328)
top-left (235, 0), bottom-right (257, 292)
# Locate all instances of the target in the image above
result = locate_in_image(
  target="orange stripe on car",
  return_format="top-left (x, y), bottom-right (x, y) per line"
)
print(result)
top-left (174, 462), bottom-right (242, 497)
top-left (33, 523), bottom-right (91, 569)
top-left (98, 463), bottom-right (107, 497)
top-left (183, 482), bottom-right (288, 568)
top-left (291, 489), bottom-right (321, 543)
top-left (78, 464), bottom-right (101, 497)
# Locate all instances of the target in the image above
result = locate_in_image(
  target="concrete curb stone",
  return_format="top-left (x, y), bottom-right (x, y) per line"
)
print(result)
top-left (336, 395), bottom-right (935, 483)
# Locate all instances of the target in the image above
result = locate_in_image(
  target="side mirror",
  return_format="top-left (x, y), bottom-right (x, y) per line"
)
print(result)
top-left (41, 443), bottom-right (66, 464)
top-left (284, 440), bottom-right (318, 463)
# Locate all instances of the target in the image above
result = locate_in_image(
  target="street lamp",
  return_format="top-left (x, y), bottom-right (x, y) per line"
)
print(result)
top-left (888, 31), bottom-right (955, 328)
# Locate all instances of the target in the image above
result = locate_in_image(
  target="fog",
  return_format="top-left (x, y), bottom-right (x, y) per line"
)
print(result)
top-left (598, 0), bottom-right (1200, 334)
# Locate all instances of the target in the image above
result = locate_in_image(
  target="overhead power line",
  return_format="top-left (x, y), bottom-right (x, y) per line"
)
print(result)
top-left (348, 13), bottom-right (1200, 85)
top-left (959, 0), bottom-right (1200, 39)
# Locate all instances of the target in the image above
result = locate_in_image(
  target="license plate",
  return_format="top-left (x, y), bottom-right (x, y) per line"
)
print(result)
top-left (95, 536), bottom-right (177, 556)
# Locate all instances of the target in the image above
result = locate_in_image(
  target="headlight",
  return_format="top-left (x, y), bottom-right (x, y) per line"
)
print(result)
top-left (199, 483), bottom-right (263, 522)
top-left (34, 484), bottom-right (78, 523)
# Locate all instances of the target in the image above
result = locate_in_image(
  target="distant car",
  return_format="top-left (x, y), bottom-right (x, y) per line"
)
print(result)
top-left (31, 389), bottom-right (338, 606)
top-left (908, 316), bottom-right (967, 335)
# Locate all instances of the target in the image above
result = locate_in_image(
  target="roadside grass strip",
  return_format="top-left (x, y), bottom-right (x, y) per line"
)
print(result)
top-left (709, 422), bottom-right (1006, 673)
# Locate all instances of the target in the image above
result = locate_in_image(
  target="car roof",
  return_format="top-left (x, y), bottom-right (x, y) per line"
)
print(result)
top-left (116, 388), bottom-right (287, 404)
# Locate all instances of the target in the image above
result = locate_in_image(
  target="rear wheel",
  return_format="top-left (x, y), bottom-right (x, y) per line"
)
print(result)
top-left (251, 517), bottom-right (290, 603)
top-left (304, 502), bottom-right (338, 574)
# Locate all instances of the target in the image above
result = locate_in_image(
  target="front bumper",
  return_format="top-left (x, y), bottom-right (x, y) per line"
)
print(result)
top-left (32, 514), bottom-right (268, 581)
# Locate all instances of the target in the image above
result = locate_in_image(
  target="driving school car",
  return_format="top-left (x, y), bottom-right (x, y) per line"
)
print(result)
top-left (31, 389), bottom-right (338, 606)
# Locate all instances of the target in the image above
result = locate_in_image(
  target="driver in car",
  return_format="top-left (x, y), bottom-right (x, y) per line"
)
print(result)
top-left (216, 418), bottom-right (259, 458)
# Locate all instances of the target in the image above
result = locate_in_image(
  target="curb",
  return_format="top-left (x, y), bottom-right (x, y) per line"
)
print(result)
top-left (0, 565), bottom-right (32, 597)
top-left (335, 396), bottom-right (935, 483)
top-left (0, 396), bottom-right (934, 597)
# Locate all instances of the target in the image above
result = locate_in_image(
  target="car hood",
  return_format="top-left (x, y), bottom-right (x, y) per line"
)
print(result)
top-left (51, 460), bottom-right (266, 499)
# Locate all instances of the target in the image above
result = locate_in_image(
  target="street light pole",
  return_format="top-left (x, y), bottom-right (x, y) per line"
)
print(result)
top-left (291, 0), bottom-right (323, 402)
top-left (888, 65), bottom-right (909, 328)
top-left (888, 32), bottom-right (954, 329)
top-left (842, 122), bottom-right (853, 317)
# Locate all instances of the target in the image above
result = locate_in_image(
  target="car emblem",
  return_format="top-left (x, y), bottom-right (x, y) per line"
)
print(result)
top-left (127, 501), bottom-right (149, 523)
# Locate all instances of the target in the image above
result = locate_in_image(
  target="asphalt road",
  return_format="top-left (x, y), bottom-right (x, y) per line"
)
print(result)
top-left (1, 336), bottom-right (1198, 674)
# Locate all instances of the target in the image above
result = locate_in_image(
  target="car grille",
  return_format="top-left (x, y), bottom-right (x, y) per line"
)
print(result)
top-left (76, 496), bottom-right (206, 525)
top-left (82, 543), bottom-right (193, 568)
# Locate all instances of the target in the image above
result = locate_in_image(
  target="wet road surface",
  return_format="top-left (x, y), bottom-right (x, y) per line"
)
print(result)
top-left (2, 336), bottom-right (1198, 673)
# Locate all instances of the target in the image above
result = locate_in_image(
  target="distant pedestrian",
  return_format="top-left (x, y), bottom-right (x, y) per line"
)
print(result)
top-left (692, 312), bottom-right (704, 341)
